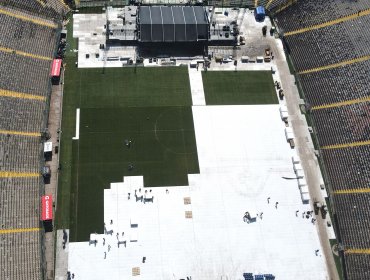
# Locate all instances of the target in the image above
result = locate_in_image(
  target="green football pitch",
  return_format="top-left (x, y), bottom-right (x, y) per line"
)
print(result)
top-left (70, 106), bottom-right (198, 241)
top-left (57, 21), bottom-right (278, 241)
top-left (202, 71), bottom-right (278, 105)
top-left (56, 55), bottom-right (199, 241)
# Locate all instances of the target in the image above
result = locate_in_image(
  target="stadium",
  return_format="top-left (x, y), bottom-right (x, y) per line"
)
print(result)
top-left (0, 0), bottom-right (369, 280)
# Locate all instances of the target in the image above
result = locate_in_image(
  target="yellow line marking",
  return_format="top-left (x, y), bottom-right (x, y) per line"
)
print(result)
top-left (299, 55), bottom-right (370, 75)
top-left (0, 46), bottom-right (52, 61)
top-left (285, 8), bottom-right (370, 36)
top-left (0, 228), bottom-right (42, 234)
top-left (255, 0), bottom-right (259, 7)
top-left (345, 248), bottom-right (370, 255)
top-left (36, 0), bottom-right (46, 7)
top-left (0, 171), bottom-right (40, 178)
top-left (0, 89), bottom-right (46, 101)
top-left (265, 0), bottom-right (274, 8)
top-left (0, 130), bottom-right (41, 137)
top-left (275, 0), bottom-right (297, 13)
top-left (333, 188), bottom-right (370, 195)
top-left (58, 0), bottom-right (71, 10)
top-left (0, 7), bottom-right (57, 29)
top-left (322, 140), bottom-right (370, 150)
top-left (312, 97), bottom-right (370, 111)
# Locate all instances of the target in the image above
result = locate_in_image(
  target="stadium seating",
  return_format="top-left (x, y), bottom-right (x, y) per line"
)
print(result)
top-left (284, 24), bottom-right (356, 72)
top-left (0, 52), bottom-right (51, 96)
top-left (0, 135), bottom-right (41, 173)
top-left (344, 255), bottom-right (370, 280)
top-left (299, 60), bottom-right (370, 107)
top-left (2, 0), bottom-right (69, 20)
top-left (312, 102), bottom-right (370, 146)
top-left (322, 146), bottom-right (370, 192)
top-left (0, 177), bottom-right (43, 280)
top-left (276, 0), bottom-right (370, 32)
top-left (267, 0), bottom-right (291, 11)
top-left (333, 194), bottom-right (370, 247)
top-left (279, 11), bottom-right (370, 72)
top-left (0, 2), bottom-right (64, 279)
top-left (0, 97), bottom-right (46, 132)
top-left (275, 1), bottom-right (370, 279)
top-left (0, 13), bottom-right (58, 58)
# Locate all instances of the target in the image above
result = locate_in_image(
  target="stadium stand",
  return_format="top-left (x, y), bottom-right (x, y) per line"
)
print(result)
top-left (283, 14), bottom-right (370, 72)
top-left (266, 0), bottom-right (290, 10)
top-left (312, 102), bottom-right (370, 147)
top-left (0, 1), bottom-right (64, 279)
top-left (276, 0), bottom-right (370, 32)
top-left (0, 177), bottom-right (43, 279)
top-left (333, 193), bottom-right (370, 248)
top-left (299, 60), bottom-right (370, 107)
top-left (285, 27), bottom-right (353, 72)
top-left (322, 146), bottom-right (370, 192)
top-left (273, 1), bottom-right (370, 279)
top-left (2, 0), bottom-right (69, 20)
top-left (0, 135), bottom-right (41, 173)
top-left (0, 13), bottom-right (58, 58)
top-left (343, 255), bottom-right (370, 280)
top-left (0, 52), bottom-right (51, 97)
top-left (0, 97), bottom-right (46, 132)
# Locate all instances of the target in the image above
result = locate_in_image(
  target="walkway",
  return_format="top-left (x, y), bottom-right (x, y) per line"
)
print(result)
top-left (44, 66), bottom-right (65, 280)
top-left (274, 37), bottom-right (340, 279)
top-left (188, 66), bottom-right (206, 106)
top-left (55, 229), bottom-right (69, 280)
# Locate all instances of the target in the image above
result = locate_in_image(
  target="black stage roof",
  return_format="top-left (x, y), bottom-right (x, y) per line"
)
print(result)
top-left (138, 6), bottom-right (209, 42)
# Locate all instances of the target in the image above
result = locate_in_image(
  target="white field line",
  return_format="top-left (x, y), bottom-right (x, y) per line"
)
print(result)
top-left (72, 108), bottom-right (80, 140)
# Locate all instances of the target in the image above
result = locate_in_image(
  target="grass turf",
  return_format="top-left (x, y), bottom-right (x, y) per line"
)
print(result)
top-left (69, 107), bottom-right (199, 241)
top-left (56, 20), bottom-right (197, 239)
top-left (67, 65), bottom-right (192, 108)
top-left (202, 71), bottom-right (278, 105)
